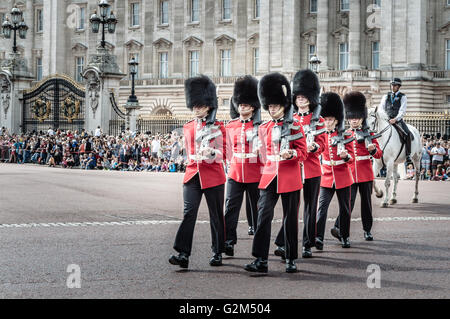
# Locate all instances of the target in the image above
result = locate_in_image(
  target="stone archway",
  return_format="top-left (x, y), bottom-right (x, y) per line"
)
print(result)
top-left (152, 107), bottom-right (172, 116)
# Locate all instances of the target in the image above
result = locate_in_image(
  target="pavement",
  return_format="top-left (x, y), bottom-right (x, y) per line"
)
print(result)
top-left (0, 164), bottom-right (449, 299)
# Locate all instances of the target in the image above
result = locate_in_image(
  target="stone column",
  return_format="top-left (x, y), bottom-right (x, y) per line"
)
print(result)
top-left (316, 0), bottom-right (329, 70)
top-left (82, 48), bottom-right (126, 135)
top-left (406, 0), bottom-right (427, 69)
top-left (379, 0), bottom-right (393, 70)
top-left (258, 0), bottom-right (270, 73)
top-left (0, 53), bottom-right (34, 134)
top-left (348, 0), bottom-right (362, 70)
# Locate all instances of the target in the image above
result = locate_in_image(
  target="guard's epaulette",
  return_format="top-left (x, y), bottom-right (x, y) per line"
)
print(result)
top-left (184, 119), bottom-right (195, 125)
top-left (260, 120), bottom-right (270, 126)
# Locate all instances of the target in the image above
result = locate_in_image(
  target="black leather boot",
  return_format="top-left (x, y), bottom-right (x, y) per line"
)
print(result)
top-left (244, 258), bottom-right (268, 273)
top-left (169, 252), bottom-right (189, 269)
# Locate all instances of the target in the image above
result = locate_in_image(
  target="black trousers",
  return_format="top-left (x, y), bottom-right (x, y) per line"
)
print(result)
top-left (224, 178), bottom-right (259, 245)
top-left (245, 191), bottom-right (258, 228)
top-left (395, 120), bottom-right (412, 157)
top-left (275, 176), bottom-right (321, 249)
top-left (316, 186), bottom-right (351, 241)
top-left (252, 178), bottom-right (300, 260)
top-left (173, 174), bottom-right (225, 256)
top-left (335, 181), bottom-right (373, 232)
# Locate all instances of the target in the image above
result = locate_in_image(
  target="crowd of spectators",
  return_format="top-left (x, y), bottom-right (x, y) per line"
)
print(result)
top-left (0, 126), bottom-right (187, 173)
top-left (418, 134), bottom-right (450, 181)
top-left (2, 126), bottom-right (450, 181)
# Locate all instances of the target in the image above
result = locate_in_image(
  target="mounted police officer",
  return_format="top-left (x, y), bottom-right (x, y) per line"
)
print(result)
top-left (379, 78), bottom-right (412, 162)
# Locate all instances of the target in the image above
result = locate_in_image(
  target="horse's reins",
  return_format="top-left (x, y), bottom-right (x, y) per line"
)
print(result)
top-left (372, 106), bottom-right (403, 167)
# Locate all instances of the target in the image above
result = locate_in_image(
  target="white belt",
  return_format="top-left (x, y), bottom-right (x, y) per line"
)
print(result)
top-left (267, 154), bottom-right (288, 162)
top-left (322, 159), bottom-right (346, 166)
top-left (356, 155), bottom-right (371, 161)
top-left (233, 152), bottom-right (257, 159)
top-left (189, 154), bottom-right (209, 161)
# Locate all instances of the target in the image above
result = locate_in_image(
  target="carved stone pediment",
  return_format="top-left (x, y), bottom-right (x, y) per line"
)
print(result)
top-left (301, 29), bottom-right (317, 45)
top-left (438, 22), bottom-right (450, 35)
top-left (214, 34), bottom-right (235, 46)
top-left (248, 33), bottom-right (259, 45)
top-left (153, 38), bottom-right (173, 50)
top-left (332, 27), bottom-right (349, 42)
top-left (72, 43), bottom-right (88, 54)
top-left (183, 36), bottom-right (203, 47)
top-left (124, 39), bottom-right (143, 51)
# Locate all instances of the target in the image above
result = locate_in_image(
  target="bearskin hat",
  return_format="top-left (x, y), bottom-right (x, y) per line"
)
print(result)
top-left (320, 92), bottom-right (345, 125)
top-left (258, 73), bottom-right (291, 111)
top-left (232, 76), bottom-right (260, 114)
top-left (229, 98), bottom-right (240, 119)
top-left (343, 91), bottom-right (367, 119)
top-left (184, 75), bottom-right (218, 110)
top-left (292, 69), bottom-right (321, 111)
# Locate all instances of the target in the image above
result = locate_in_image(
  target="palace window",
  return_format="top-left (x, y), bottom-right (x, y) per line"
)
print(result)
top-left (77, 7), bottom-right (85, 30)
top-left (340, 0), bottom-right (350, 11)
top-left (339, 42), bottom-right (349, 70)
top-left (160, 0), bottom-right (169, 24)
top-left (36, 8), bottom-right (43, 32)
top-left (159, 52), bottom-right (168, 78)
top-left (189, 50), bottom-right (199, 77)
top-left (254, 0), bottom-right (260, 19)
top-left (131, 2), bottom-right (140, 27)
top-left (308, 45), bottom-right (316, 69)
top-left (222, 0), bottom-right (231, 20)
top-left (75, 57), bottom-right (85, 83)
top-left (446, 40), bottom-right (450, 70)
top-left (253, 48), bottom-right (259, 75)
top-left (310, 0), bottom-right (317, 13)
top-left (191, 0), bottom-right (199, 22)
top-left (36, 58), bottom-right (43, 81)
top-left (220, 49), bottom-right (231, 76)
top-left (372, 41), bottom-right (380, 69)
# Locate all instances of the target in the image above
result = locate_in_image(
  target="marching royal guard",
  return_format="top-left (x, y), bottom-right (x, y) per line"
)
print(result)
top-left (330, 92), bottom-right (382, 242)
top-left (224, 75), bottom-right (263, 257)
top-left (244, 73), bottom-right (308, 273)
top-left (315, 92), bottom-right (355, 249)
top-left (169, 75), bottom-right (226, 269)
top-left (274, 69), bottom-right (326, 259)
top-left (379, 78), bottom-right (412, 162)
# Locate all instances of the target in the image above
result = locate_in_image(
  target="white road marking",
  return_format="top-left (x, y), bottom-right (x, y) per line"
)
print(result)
top-left (0, 216), bottom-right (449, 229)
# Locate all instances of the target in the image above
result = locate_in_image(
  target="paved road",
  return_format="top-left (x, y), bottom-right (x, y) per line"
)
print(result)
top-left (0, 164), bottom-right (449, 299)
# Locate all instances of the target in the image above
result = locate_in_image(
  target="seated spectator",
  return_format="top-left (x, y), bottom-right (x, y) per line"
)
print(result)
top-left (405, 164), bottom-right (415, 180)
top-left (86, 153), bottom-right (97, 170)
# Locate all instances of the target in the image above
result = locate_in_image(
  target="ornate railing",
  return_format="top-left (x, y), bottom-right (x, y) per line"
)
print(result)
top-left (403, 112), bottom-right (450, 137)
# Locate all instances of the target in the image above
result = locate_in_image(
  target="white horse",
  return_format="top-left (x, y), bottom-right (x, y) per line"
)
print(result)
top-left (367, 106), bottom-right (422, 208)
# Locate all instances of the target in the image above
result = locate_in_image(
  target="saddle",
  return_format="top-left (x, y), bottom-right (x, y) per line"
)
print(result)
top-left (393, 121), bottom-right (414, 143)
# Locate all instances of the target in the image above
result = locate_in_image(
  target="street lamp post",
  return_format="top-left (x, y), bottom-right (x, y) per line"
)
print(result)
top-left (2, 5), bottom-right (29, 54)
top-left (127, 56), bottom-right (139, 105)
top-left (89, 0), bottom-right (117, 49)
top-left (125, 56), bottom-right (141, 133)
top-left (309, 55), bottom-right (322, 74)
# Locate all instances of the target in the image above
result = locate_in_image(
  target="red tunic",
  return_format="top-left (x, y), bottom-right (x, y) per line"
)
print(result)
top-left (347, 129), bottom-right (383, 183)
top-left (258, 118), bottom-right (308, 193)
top-left (294, 113), bottom-right (326, 179)
top-left (183, 119), bottom-right (226, 189)
top-left (225, 118), bottom-right (263, 183)
top-left (320, 130), bottom-right (355, 189)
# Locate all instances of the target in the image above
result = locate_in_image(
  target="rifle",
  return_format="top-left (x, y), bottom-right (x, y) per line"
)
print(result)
top-left (355, 119), bottom-right (382, 150)
top-left (331, 120), bottom-right (355, 155)
top-left (195, 107), bottom-right (222, 157)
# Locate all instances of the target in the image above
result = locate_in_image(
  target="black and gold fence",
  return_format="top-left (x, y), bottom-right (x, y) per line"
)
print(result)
top-left (403, 113), bottom-right (450, 138)
top-left (108, 112), bottom-right (450, 138)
